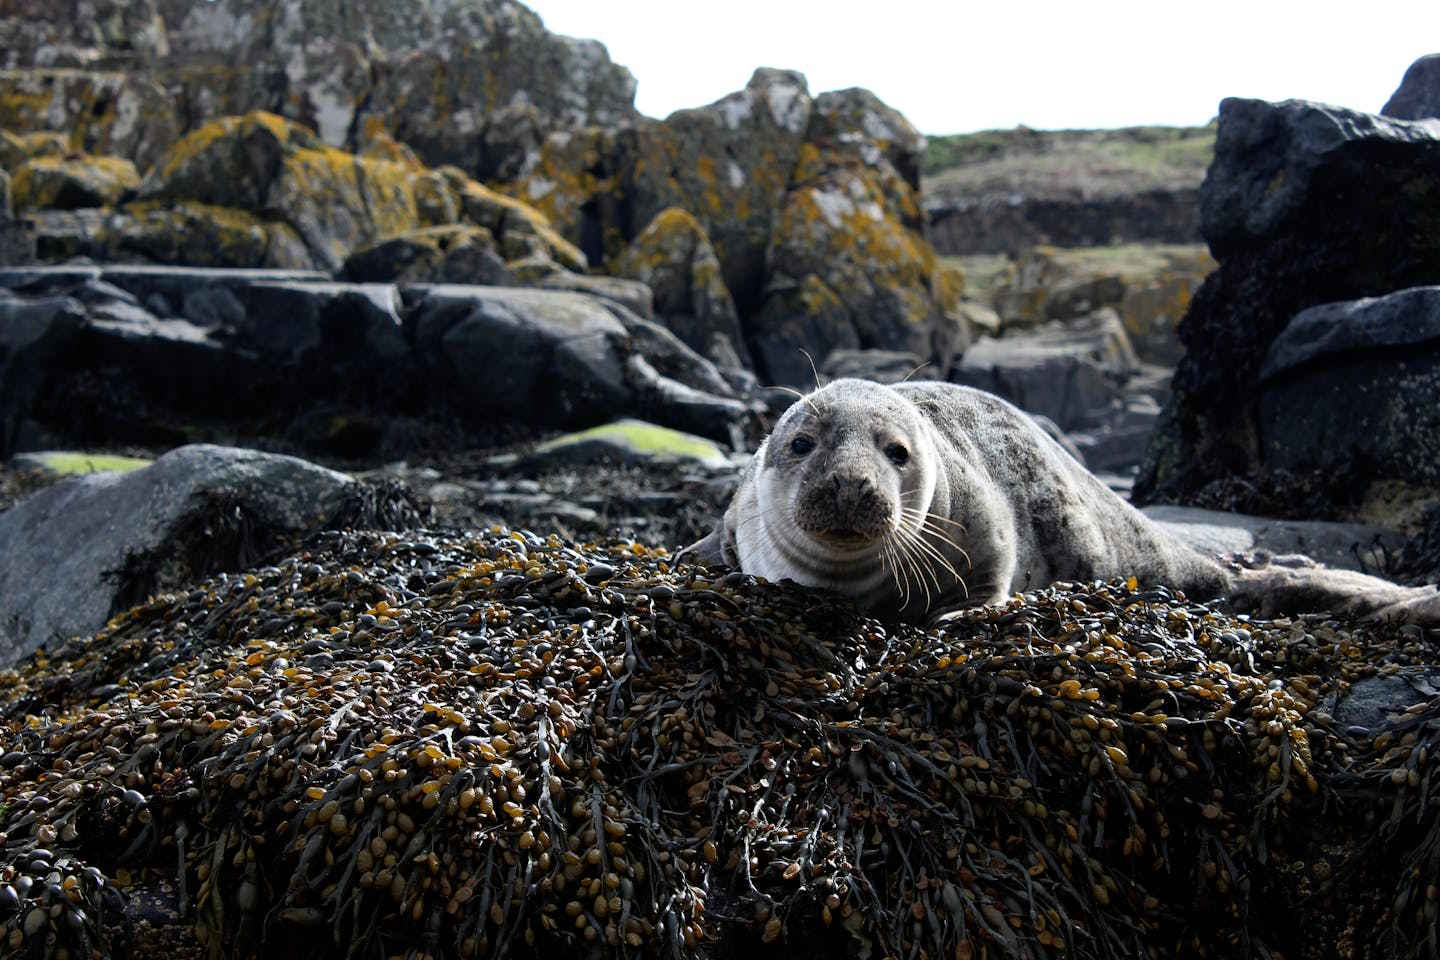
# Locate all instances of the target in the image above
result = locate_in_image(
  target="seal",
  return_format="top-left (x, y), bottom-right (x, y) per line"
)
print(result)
top-left (685, 378), bottom-right (1440, 624)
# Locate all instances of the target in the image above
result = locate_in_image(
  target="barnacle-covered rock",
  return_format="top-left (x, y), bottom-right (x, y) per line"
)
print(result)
top-left (0, 525), bottom-right (1437, 959)
top-left (10, 153), bottom-right (139, 211)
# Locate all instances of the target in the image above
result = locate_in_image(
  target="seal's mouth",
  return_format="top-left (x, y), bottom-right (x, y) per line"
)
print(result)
top-left (811, 528), bottom-right (879, 548)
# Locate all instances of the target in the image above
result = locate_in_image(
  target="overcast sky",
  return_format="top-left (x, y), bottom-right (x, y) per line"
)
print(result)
top-left (524, 0), bottom-right (1440, 134)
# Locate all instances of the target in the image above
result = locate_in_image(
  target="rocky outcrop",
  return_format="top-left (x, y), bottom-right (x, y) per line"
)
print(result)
top-left (927, 190), bottom-right (1202, 256)
top-left (10, 153), bottom-right (139, 211)
top-left (616, 207), bottom-right (748, 367)
top-left (0, 0), bottom-right (637, 179)
top-left (1135, 98), bottom-right (1440, 517)
top-left (1382, 53), bottom-right (1440, 120)
top-left (1256, 287), bottom-right (1440, 518)
top-left (0, 266), bottom-right (749, 458)
top-left (0, 444), bottom-right (353, 665)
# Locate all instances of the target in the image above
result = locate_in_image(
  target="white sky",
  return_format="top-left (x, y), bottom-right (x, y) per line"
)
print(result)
top-left (524, 0), bottom-right (1440, 134)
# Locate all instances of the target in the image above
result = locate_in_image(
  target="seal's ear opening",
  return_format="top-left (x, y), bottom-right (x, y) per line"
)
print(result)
top-left (678, 528), bottom-right (728, 569)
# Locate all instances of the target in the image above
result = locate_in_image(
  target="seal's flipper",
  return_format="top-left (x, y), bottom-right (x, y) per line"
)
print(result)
top-left (1226, 564), bottom-right (1440, 625)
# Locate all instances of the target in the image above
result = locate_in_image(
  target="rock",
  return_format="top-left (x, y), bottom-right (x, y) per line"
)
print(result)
top-left (1330, 667), bottom-right (1440, 733)
top-left (0, 130), bottom-right (67, 173)
top-left (0, 168), bottom-right (9, 220)
top-left (0, 290), bottom-right (86, 457)
top-left (534, 272), bottom-right (653, 320)
top-left (1256, 287), bottom-right (1440, 507)
top-left (1141, 505), bottom-right (1406, 574)
top-left (991, 244), bottom-right (1214, 365)
top-left (1382, 54), bottom-right (1440, 120)
top-left (137, 111), bottom-right (437, 271)
top-left (615, 207), bottom-right (746, 364)
top-left (525, 419), bottom-right (731, 469)
top-left (1136, 99), bottom-right (1440, 509)
top-left (340, 226), bottom-right (513, 286)
top-left (10, 154), bottom-right (139, 211)
top-left (0, 264), bottom-right (327, 306)
top-left (440, 169), bottom-right (587, 273)
top-left (821, 349), bottom-right (938, 383)
top-left (0, 70), bottom-right (182, 174)
top-left (409, 285), bottom-right (746, 443)
top-left (28, 202), bottom-right (315, 269)
top-left (948, 310), bottom-right (1137, 431)
top-left (0, 444), bottom-right (352, 665)
top-left (0, 0), bottom-right (168, 70)
top-left (752, 141), bottom-right (952, 385)
top-left (2, 1), bottom-right (636, 177)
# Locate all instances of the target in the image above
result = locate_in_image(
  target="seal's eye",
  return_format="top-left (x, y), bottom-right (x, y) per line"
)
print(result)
top-left (884, 442), bottom-right (910, 466)
top-left (790, 435), bottom-right (816, 456)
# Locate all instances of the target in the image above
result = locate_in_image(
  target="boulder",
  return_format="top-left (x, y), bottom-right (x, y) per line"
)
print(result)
top-left (0, 290), bottom-right (86, 457)
top-left (752, 142), bottom-right (952, 385)
top-left (948, 310), bottom-right (1137, 431)
top-left (10, 154), bottom-right (139, 211)
top-left (1382, 54), bottom-right (1440, 120)
top-left (137, 111), bottom-right (435, 271)
top-left (28, 201), bottom-right (315, 269)
top-left (0, 70), bottom-right (182, 174)
top-left (1141, 504), bottom-right (1407, 574)
top-left (525, 419), bottom-right (731, 470)
top-left (821, 349), bottom-right (938, 383)
top-left (0, 444), bottom-right (352, 665)
top-left (615, 207), bottom-right (747, 365)
top-left (340, 225), bottom-right (513, 286)
top-left (0, 130), bottom-right (67, 172)
top-left (1256, 287), bottom-right (1440, 512)
top-left (408, 285), bottom-right (747, 443)
top-left (1136, 99), bottom-right (1440, 509)
top-left (533, 271), bottom-right (653, 320)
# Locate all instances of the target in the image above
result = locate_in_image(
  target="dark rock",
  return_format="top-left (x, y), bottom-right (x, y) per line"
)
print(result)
top-left (534, 272), bottom-right (654, 320)
top-left (926, 189), bottom-right (1202, 256)
top-left (821, 349), bottom-right (938, 383)
top-left (1136, 99), bottom-right (1440, 508)
top-left (1381, 54), bottom-right (1440, 121)
top-left (0, 444), bottom-right (353, 665)
top-left (1256, 289), bottom-right (1440, 496)
top-left (0, 291), bottom-right (86, 457)
top-left (948, 311), bottom-right (1137, 431)
top-left (408, 285), bottom-right (746, 443)
top-left (0, 265), bottom-right (328, 305)
top-left (1329, 667), bottom-right (1440, 733)
top-left (340, 226), bottom-right (513, 286)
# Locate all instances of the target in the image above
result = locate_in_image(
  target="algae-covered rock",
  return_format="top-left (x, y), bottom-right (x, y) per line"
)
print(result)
top-left (0, 130), bottom-right (67, 172)
top-left (138, 111), bottom-right (428, 271)
top-left (0, 69), bottom-right (182, 173)
top-left (9, 450), bottom-right (153, 476)
top-left (30, 201), bottom-right (315, 269)
top-left (340, 224), bottom-right (512, 285)
top-left (752, 141), bottom-right (947, 385)
top-left (528, 418), bottom-right (731, 468)
top-left (617, 206), bottom-right (749, 367)
top-left (441, 166), bottom-right (588, 272)
top-left (10, 153), bottom-right (139, 211)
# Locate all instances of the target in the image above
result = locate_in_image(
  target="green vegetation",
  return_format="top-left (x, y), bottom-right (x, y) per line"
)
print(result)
top-left (535, 419), bottom-right (726, 464)
top-left (28, 452), bottom-right (153, 475)
top-left (922, 125), bottom-right (1217, 201)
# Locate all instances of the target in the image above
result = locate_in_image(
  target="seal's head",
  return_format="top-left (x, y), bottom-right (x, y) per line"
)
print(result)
top-left (737, 379), bottom-right (944, 606)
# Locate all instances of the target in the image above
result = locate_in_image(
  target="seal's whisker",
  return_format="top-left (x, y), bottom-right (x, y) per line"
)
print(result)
top-left (768, 384), bottom-right (821, 416)
top-left (896, 526), bottom-right (954, 598)
top-left (893, 529), bottom-right (938, 609)
top-left (798, 348), bottom-right (825, 392)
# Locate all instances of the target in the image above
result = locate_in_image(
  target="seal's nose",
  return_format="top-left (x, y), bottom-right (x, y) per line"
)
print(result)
top-left (829, 473), bottom-right (877, 514)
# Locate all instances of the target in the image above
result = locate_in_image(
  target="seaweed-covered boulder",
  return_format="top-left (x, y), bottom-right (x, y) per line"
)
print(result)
top-left (1382, 53), bottom-right (1440, 120)
top-left (615, 207), bottom-right (747, 365)
top-left (3, 527), bottom-right (1440, 958)
top-left (1136, 99), bottom-right (1440, 510)
top-left (1255, 286), bottom-right (1440, 507)
top-left (0, 443), bottom-right (353, 665)
top-left (408, 285), bottom-right (746, 443)
top-left (10, 153), bottom-right (139, 211)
